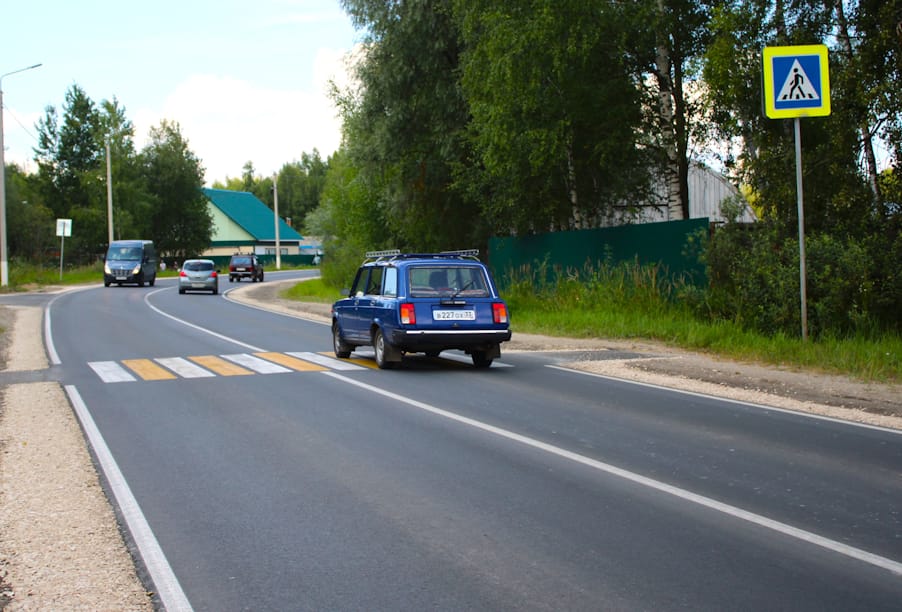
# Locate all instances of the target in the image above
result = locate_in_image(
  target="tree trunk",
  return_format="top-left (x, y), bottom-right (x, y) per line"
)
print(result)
top-left (834, 0), bottom-right (881, 204)
top-left (654, 1), bottom-right (683, 221)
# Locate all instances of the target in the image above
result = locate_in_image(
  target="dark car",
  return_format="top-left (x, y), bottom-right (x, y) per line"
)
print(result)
top-left (103, 240), bottom-right (158, 287)
top-left (228, 254), bottom-right (264, 282)
top-left (331, 250), bottom-right (511, 369)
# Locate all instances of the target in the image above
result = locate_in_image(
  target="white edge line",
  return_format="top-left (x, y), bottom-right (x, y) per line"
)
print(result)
top-left (144, 288), bottom-right (265, 352)
top-left (546, 364), bottom-right (902, 436)
top-left (222, 287), bottom-right (331, 325)
top-left (64, 385), bottom-right (194, 612)
top-left (322, 370), bottom-right (902, 577)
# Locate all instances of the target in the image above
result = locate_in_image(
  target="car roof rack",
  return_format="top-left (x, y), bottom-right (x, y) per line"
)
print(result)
top-left (363, 249), bottom-right (481, 264)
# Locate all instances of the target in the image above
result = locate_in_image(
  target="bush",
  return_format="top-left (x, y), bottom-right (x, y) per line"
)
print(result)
top-left (702, 221), bottom-right (898, 338)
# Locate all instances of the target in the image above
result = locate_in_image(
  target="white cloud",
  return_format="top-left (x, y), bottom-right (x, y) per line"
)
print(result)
top-left (133, 45), bottom-right (357, 185)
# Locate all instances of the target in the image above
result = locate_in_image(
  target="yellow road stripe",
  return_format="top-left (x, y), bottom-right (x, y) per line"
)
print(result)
top-left (329, 354), bottom-right (381, 370)
top-left (254, 352), bottom-right (328, 372)
top-left (188, 355), bottom-right (254, 376)
top-left (122, 359), bottom-right (178, 381)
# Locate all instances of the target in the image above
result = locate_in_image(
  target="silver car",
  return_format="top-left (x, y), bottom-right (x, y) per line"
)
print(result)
top-left (178, 259), bottom-right (220, 295)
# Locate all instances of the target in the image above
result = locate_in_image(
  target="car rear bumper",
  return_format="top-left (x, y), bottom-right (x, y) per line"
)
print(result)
top-left (389, 328), bottom-right (511, 351)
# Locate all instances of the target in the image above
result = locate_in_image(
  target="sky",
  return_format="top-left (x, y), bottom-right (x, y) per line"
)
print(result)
top-left (1, 0), bottom-right (361, 185)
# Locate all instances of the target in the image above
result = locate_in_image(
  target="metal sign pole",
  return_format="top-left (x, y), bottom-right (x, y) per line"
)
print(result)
top-left (59, 234), bottom-right (65, 281)
top-left (763, 45), bottom-right (828, 341)
top-left (794, 118), bottom-right (807, 341)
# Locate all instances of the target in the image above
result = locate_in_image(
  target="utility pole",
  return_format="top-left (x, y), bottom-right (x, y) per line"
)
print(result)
top-left (273, 172), bottom-right (281, 270)
top-left (106, 136), bottom-right (114, 243)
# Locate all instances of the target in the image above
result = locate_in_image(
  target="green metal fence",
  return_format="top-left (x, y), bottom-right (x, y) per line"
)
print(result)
top-left (488, 218), bottom-right (709, 288)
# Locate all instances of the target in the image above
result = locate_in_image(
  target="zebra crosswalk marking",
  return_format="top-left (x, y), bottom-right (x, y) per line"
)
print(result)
top-left (155, 357), bottom-right (216, 378)
top-left (88, 350), bottom-right (512, 383)
top-left (189, 355), bottom-right (254, 376)
top-left (290, 352), bottom-right (366, 371)
top-left (221, 353), bottom-right (292, 374)
top-left (254, 352), bottom-right (328, 372)
top-left (122, 359), bottom-right (178, 381)
top-left (89, 361), bottom-right (136, 383)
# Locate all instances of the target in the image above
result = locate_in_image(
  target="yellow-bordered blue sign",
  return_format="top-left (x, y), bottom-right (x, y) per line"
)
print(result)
top-left (763, 44), bottom-right (830, 119)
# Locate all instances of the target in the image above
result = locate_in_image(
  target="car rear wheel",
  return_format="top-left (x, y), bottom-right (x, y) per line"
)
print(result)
top-left (373, 329), bottom-right (395, 369)
top-left (332, 324), bottom-right (352, 358)
top-left (471, 351), bottom-right (493, 368)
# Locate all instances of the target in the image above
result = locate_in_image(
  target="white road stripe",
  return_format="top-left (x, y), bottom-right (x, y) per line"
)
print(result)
top-left (64, 386), bottom-right (193, 611)
top-left (287, 352), bottom-right (366, 371)
top-left (88, 361), bottom-right (136, 383)
top-left (155, 357), bottom-right (216, 378)
top-left (323, 371), bottom-right (902, 577)
top-left (222, 353), bottom-right (292, 374)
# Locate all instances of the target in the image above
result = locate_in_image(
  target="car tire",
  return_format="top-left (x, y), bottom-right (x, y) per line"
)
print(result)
top-left (149, 275), bottom-right (156, 287)
top-left (179, 288), bottom-right (185, 294)
top-left (259, 272), bottom-right (264, 282)
top-left (373, 329), bottom-right (395, 369)
top-left (471, 351), bottom-right (493, 368)
top-left (104, 280), bottom-right (111, 287)
top-left (213, 287), bottom-right (219, 295)
top-left (332, 323), bottom-right (352, 358)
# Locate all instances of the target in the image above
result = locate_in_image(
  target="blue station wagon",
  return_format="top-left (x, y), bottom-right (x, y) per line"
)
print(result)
top-left (331, 250), bottom-right (512, 369)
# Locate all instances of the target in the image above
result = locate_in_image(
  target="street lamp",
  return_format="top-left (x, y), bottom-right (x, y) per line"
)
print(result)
top-left (0, 63), bottom-right (42, 287)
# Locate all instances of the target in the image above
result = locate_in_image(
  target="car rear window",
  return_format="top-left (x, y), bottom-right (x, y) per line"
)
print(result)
top-left (409, 266), bottom-right (489, 298)
top-left (231, 257), bottom-right (252, 265)
top-left (185, 261), bottom-right (213, 271)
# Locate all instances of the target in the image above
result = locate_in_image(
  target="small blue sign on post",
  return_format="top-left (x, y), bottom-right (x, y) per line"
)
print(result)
top-left (763, 44), bottom-right (831, 119)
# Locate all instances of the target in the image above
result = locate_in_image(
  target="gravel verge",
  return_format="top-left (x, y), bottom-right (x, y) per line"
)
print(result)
top-left (0, 279), bottom-right (898, 610)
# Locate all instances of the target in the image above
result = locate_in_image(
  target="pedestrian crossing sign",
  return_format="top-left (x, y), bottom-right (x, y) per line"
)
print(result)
top-left (763, 44), bottom-right (830, 119)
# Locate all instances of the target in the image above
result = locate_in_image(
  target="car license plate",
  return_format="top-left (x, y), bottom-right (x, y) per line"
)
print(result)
top-left (236, 267), bottom-right (247, 271)
top-left (192, 282), bottom-right (206, 288)
top-left (115, 276), bottom-right (127, 281)
top-left (433, 310), bottom-right (475, 321)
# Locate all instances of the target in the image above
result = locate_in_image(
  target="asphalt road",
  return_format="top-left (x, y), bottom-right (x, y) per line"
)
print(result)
top-left (13, 271), bottom-right (902, 610)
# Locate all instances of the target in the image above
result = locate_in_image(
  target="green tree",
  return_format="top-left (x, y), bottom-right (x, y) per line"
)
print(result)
top-left (629, 0), bottom-right (714, 220)
top-left (455, 0), bottom-right (651, 233)
top-left (139, 120), bottom-right (211, 259)
top-left (97, 98), bottom-right (151, 241)
top-left (339, 0), bottom-right (483, 251)
top-left (33, 84), bottom-right (106, 259)
top-left (4, 164), bottom-right (54, 262)
top-left (276, 150), bottom-right (329, 232)
top-left (306, 147), bottom-right (388, 286)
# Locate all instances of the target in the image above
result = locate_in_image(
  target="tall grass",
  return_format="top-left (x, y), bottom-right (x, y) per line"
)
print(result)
top-left (501, 259), bottom-right (901, 383)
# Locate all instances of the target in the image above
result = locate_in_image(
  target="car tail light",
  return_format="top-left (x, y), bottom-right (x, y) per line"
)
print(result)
top-left (179, 270), bottom-right (187, 277)
top-left (211, 271), bottom-right (218, 278)
top-left (400, 302), bottom-right (416, 325)
top-left (493, 302), bottom-right (508, 324)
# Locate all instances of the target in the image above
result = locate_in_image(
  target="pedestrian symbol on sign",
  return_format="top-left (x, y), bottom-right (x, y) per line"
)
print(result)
top-left (778, 61), bottom-right (819, 101)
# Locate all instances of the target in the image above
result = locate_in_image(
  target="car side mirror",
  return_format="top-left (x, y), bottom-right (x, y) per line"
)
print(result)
top-left (340, 288), bottom-right (350, 297)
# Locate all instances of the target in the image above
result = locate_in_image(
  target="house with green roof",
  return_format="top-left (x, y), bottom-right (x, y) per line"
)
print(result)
top-left (202, 187), bottom-right (304, 258)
